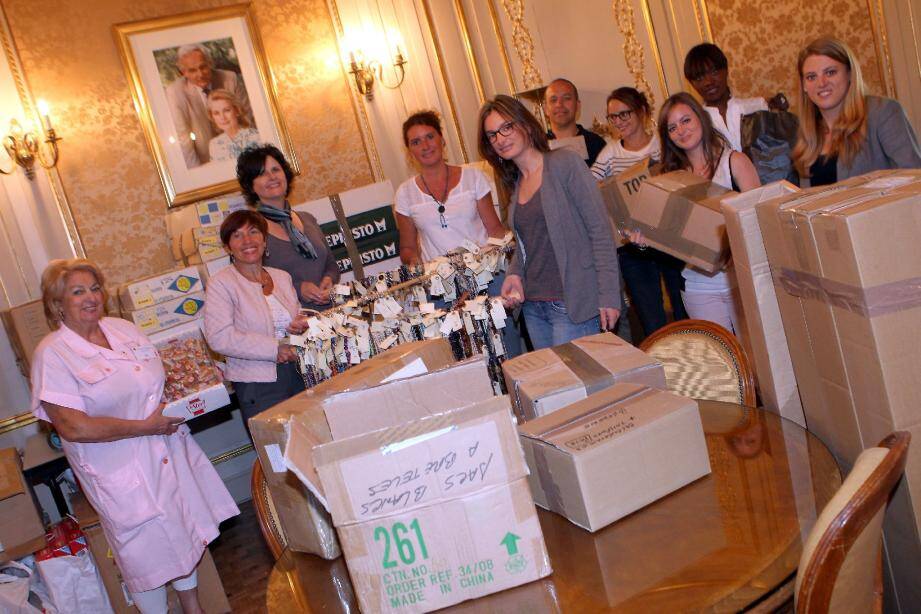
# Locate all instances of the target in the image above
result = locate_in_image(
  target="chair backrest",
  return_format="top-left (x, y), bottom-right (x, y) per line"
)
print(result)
top-left (638, 319), bottom-right (757, 406)
top-left (795, 431), bottom-right (910, 613)
top-left (251, 458), bottom-right (288, 560)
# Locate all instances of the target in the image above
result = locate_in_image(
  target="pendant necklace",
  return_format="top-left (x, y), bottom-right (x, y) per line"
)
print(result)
top-left (420, 165), bottom-right (449, 229)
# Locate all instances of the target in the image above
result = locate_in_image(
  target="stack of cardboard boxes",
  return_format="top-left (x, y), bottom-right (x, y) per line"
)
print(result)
top-left (754, 170), bottom-right (921, 609)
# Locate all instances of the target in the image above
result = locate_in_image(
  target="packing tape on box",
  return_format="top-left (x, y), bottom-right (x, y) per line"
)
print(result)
top-left (629, 220), bottom-right (724, 269)
top-left (777, 268), bottom-right (921, 318)
top-left (529, 385), bottom-right (657, 441)
top-left (531, 444), bottom-right (566, 513)
top-left (551, 342), bottom-right (616, 396)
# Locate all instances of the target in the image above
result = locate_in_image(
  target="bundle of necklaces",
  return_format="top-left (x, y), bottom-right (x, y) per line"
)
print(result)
top-left (287, 235), bottom-right (515, 393)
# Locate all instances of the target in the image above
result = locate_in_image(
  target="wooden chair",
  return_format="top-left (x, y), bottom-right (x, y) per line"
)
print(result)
top-left (251, 459), bottom-right (287, 560)
top-left (794, 431), bottom-right (910, 613)
top-left (638, 319), bottom-right (757, 407)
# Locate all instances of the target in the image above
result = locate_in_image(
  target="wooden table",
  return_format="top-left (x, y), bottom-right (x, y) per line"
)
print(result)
top-left (266, 400), bottom-right (842, 612)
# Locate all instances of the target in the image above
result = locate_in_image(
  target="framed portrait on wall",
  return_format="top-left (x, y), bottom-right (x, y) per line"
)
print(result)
top-left (114, 4), bottom-right (298, 207)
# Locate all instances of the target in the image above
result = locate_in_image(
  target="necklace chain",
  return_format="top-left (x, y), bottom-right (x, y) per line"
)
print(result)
top-left (420, 164), bottom-right (450, 228)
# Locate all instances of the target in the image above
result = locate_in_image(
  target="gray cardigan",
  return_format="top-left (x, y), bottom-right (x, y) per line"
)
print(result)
top-left (837, 95), bottom-right (921, 180)
top-left (507, 149), bottom-right (621, 323)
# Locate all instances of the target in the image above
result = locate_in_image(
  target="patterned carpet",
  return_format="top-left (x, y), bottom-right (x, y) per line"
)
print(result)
top-left (210, 500), bottom-right (275, 613)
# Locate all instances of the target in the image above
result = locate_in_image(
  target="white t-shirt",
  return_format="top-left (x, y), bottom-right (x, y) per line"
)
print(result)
top-left (394, 167), bottom-right (493, 261)
top-left (265, 293), bottom-right (292, 339)
top-left (591, 134), bottom-right (661, 180)
top-left (683, 147), bottom-right (735, 291)
top-left (704, 96), bottom-right (768, 152)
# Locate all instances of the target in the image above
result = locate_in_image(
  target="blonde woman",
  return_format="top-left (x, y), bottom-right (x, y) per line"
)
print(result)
top-left (207, 89), bottom-right (259, 162)
top-left (793, 37), bottom-right (920, 186)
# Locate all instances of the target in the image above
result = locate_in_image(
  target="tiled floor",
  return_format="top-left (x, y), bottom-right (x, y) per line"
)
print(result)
top-left (210, 499), bottom-right (275, 613)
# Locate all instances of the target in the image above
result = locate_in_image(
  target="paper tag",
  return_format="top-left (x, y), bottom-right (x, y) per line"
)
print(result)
top-left (381, 357), bottom-right (429, 383)
top-left (420, 302), bottom-right (436, 314)
top-left (132, 345), bottom-right (158, 361)
top-left (429, 275), bottom-right (445, 296)
top-left (376, 280), bottom-right (389, 293)
top-left (439, 311), bottom-right (463, 335)
top-left (436, 261), bottom-right (455, 279)
top-left (490, 299), bottom-right (508, 329)
top-left (379, 334), bottom-right (398, 349)
top-left (462, 239), bottom-right (480, 254)
top-left (264, 444), bottom-right (287, 473)
top-left (334, 283), bottom-right (351, 296)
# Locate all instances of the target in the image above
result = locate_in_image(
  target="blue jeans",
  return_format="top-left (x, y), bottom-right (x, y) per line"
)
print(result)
top-left (619, 245), bottom-right (687, 336)
top-left (522, 300), bottom-right (601, 350)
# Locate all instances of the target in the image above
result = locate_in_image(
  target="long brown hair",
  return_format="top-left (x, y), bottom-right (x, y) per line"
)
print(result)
top-left (477, 95), bottom-right (549, 192)
top-left (657, 92), bottom-right (727, 177)
top-left (792, 37), bottom-right (867, 176)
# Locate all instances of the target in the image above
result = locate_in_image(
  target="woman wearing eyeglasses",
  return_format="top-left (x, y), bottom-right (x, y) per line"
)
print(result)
top-left (591, 87), bottom-right (687, 337)
top-left (478, 95), bottom-right (621, 350)
top-left (395, 110), bottom-right (505, 265)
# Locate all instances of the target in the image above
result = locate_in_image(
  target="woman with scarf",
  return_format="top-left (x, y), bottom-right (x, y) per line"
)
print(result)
top-left (236, 145), bottom-right (340, 311)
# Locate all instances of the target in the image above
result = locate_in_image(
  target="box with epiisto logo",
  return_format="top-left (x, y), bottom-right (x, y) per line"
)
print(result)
top-left (147, 321), bottom-right (230, 420)
top-left (118, 266), bottom-right (204, 312)
top-left (122, 292), bottom-right (205, 335)
top-left (310, 396), bottom-right (552, 613)
top-left (518, 383), bottom-right (711, 532)
top-left (502, 333), bottom-right (666, 422)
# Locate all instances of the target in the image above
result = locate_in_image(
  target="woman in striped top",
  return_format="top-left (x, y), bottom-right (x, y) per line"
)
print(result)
top-left (594, 87), bottom-right (687, 337)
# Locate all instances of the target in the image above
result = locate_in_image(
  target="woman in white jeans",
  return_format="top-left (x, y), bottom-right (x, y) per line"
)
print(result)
top-left (634, 92), bottom-right (760, 334)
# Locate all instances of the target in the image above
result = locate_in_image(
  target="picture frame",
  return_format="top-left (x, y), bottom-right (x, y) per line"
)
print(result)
top-left (114, 3), bottom-right (298, 208)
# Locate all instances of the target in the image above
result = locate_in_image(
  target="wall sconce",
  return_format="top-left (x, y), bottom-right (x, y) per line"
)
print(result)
top-left (348, 47), bottom-right (407, 101)
top-left (0, 100), bottom-right (61, 180)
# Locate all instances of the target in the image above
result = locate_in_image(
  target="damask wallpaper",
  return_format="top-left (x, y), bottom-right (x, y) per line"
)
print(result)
top-left (3, 0), bottom-right (372, 285)
top-left (705, 0), bottom-right (886, 104)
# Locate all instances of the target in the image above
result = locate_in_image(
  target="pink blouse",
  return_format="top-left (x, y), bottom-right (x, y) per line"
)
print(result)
top-left (203, 265), bottom-right (300, 382)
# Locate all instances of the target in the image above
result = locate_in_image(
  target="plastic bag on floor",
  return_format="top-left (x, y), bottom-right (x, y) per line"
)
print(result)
top-left (0, 560), bottom-right (48, 613)
top-left (36, 549), bottom-right (113, 614)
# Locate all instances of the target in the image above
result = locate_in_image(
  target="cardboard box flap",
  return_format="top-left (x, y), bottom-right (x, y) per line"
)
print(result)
top-left (720, 180), bottom-right (799, 211)
top-left (519, 384), bottom-right (692, 453)
top-left (0, 449), bottom-right (25, 500)
top-left (284, 413), bottom-right (330, 510)
top-left (322, 356), bottom-right (494, 439)
top-left (314, 396), bottom-right (527, 526)
top-left (646, 171), bottom-right (730, 209)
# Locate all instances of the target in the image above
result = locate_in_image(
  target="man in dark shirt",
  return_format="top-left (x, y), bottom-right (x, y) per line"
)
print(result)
top-left (544, 78), bottom-right (607, 167)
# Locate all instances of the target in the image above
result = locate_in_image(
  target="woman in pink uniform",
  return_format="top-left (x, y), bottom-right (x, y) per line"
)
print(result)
top-left (29, 259), bottom-right (239, 614)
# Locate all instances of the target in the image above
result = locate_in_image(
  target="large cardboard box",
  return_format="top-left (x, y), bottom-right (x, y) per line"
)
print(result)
top-left (72, 493), bottom-right (230, 614)
top-left (790, 173), bottom-right (921, 610)
top-left (720, 181), bottom-right (806, 426)
top-left (0, 448), bottom-right (46, 563)
top-left (598, 159), bottom-right (652, 248)
top-left (1, 299), bottom-right (51, 377)
top-left (123, 292), bottom-right (205, 335)
top-left (249, 339), bottom-right (457, 557)
top-left (313, 397), bottom-right (551, 613)
top-left (517, 383), bottom-right (710, 531)
top-left (285, 356), bottom-right (498, 507)
top-left (502, 333), bottom-right (665, 421)
top-left (630, 170), bottom-right (732, 272)
top-left (118, 266), bottom-right (204, 312)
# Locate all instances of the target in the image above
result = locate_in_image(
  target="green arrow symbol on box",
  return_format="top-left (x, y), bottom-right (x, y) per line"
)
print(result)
top-left (500, 532), bottom-right (520, 556)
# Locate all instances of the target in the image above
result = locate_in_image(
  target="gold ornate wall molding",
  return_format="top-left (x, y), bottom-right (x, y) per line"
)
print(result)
top-left (692, 0), bottom-right (713, 41)
top-left (866, 0), bottom-right (897, 97)
top-left (486, 0), bottom-right (517, 92)
top-left (453, 0), bottom-right (486, 105)
top-left (499, 0), bottom-right (542, 89)
top-left (613, 0), bottom-right (658, 109)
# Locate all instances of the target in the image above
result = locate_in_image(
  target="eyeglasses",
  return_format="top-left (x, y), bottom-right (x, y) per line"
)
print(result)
top-left (606, 109), bottom-right (635, 123)
top-left (485, 121), bottom-right (516, 143)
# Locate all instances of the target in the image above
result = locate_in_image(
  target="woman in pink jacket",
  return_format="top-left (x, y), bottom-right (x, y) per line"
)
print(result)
top-left (204, 210), bottom-right (309, 423)
top-left (30, 258), bottom-right (239, 614)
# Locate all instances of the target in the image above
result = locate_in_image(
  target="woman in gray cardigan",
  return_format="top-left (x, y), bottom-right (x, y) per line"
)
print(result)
top-left (477, 95), bottom-right (621, 350)
top-left (793, 37), bottom-right (920, 185)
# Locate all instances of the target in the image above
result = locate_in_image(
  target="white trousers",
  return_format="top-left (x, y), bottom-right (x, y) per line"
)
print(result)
top-left (681, 288), bottom-right (742, 336)
top-left (130, 570), bottom-right (198, 614)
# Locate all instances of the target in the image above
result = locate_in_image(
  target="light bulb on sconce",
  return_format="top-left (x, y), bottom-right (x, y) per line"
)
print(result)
top-left (346, 39), bottom-right (408, 101)
top-left (1, 98), bottom-right (62, 180)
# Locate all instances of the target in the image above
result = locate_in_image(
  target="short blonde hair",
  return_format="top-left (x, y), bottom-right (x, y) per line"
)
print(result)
top-left (41, 259), bottom-right (108, 330)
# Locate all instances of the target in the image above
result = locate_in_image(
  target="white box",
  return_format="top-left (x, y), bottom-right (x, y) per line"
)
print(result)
top-left (125, 292), bottom-right (205, 335)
